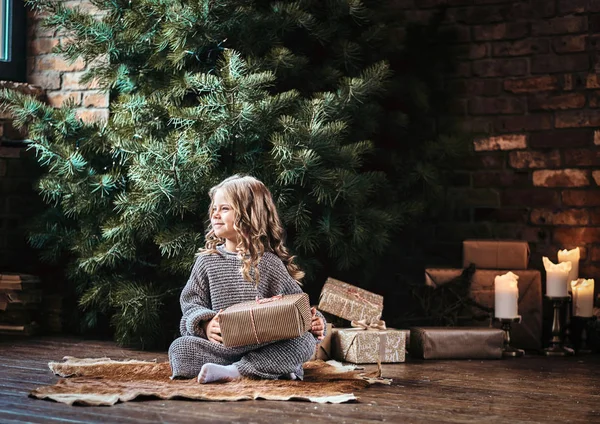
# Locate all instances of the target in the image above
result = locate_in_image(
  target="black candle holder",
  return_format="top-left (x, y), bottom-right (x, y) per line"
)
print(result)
top-left (573, 316), bottom-right (595, 354)
top-left (564, 294), bottom-right (573, 349)
top-left (495, 317), bottom-right (524, 357)
top-left (542, 296), bottom-right (574, 356)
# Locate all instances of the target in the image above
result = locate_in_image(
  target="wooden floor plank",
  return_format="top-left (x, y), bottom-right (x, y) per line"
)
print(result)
top-left (1, 335), bottom-right (599, 424)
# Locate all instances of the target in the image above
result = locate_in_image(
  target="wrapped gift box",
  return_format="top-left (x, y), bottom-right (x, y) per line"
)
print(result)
top-left (310, 323), bottom-right (333, 361)
top-left (219, 293), bottom-right (312, 347)
top-left (409, 327), bottom-right (503, 359)
top-left (318, 278), bottom-right (383, 323)
top-left (331, 327), bottom-right (406, 364)
top-left (424, 268), bottom-right (542, 350)
top-left (463, 240), bottom-right (530, 270)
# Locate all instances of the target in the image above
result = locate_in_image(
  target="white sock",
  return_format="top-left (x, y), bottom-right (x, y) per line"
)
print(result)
top-left (197, 363), bottom-right (241, 384)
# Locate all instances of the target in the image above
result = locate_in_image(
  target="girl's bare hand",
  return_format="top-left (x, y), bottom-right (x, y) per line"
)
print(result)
top-left (310, 307), bottom-right (325, 341)
top-left (203, 310), bottom-right (223, 344)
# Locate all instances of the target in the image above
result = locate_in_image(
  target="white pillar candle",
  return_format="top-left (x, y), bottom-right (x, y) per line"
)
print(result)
top-left (558, 247), bottom-right (580, 292)
top-left (543, 257), bottom-right (571, 297)
top-left (571, 279), bottom-right (595, 317)
top-left (494, 271), bottom-right (519, 319)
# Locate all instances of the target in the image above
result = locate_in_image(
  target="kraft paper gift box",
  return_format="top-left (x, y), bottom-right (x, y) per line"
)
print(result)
top-left (219, 293), bottom-right (312, 348)
top-left (463, 239), bottom-right (530, 270)
top-left (424, 268), bottom-right (543, 350)
top-left (310, 323), bottom-right (333, 361)
top-left (409, 327), bottom-right (504, 359)
top-left (331, 325), bottom-right (406, 364)
top-left (318, 278), bottom-right (384, 323)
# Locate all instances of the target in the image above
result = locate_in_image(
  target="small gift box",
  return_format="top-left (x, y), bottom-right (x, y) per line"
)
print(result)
top-left (310, 323), bottom-right (333, 361)
top-left (463, 239), bottom-right (530, 270)
top-left (331, 320), bottom-right (406, 364)
top-left (409, 327), bottom-right (503, 359)
top-left (424, 268), bottom-right (542, 350)
top-left (219, 293), bottom-right (312, 347)
top-left (318, 278), bottom-right (383, 323)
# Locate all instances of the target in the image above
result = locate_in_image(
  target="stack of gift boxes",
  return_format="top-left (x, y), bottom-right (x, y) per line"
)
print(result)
top-left (423, 239), bottom-right (543, 355)
top-left (314, 278), bottom-right (407, 364)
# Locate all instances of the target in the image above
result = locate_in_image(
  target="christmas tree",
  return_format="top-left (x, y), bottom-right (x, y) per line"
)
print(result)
top-left (1, 0), bottom-right (464, 347)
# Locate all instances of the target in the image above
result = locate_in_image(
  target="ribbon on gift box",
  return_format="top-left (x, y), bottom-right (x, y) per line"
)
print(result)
top-left (347, 288), bottom-right (383, 310)
top-left (249, 295), bottom-right (285, 344)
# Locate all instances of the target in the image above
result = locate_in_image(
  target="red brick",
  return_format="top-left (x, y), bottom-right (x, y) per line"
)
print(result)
top-left (469, 97), bottom-right (526, 115)
top-left (553, 35), bottom-right (587, 53)
top-left (29, 38), bottom-right (59, 55)
top-left (562, 190), bottom-right (600, 206)
top-left (556, 110), bottom-right (600, 128)
top-left (564, 148), bottom-right (600, 166)
top-left (462, 153), bottom-right (506, 170)
top-left (531, 0), bottom-right (556, 17)
top-left (492, 39), bottom-right (550, 57)
top-left (504, 76), bottom-right (559, 93)
top-left (558, 0), bottom-right (588, 15)
top-left (472, 171), bottom-right (529, 188)
top-left (456, 79), bottom-right (502, 96)
top-left (593, 170), bottom-right (600, 186)
top-left (450, 62), bottom-right (471, 78)
top-left (591, 208), bottom-right (600, 224)
top-left (447, 188), bottom-right (500, 207)
top-left (474, 134), bottom-right (527, 151)
top-left (554, 227), bottom-right (600, 246)
top-left (586, 74), bottom-right (600, 89)
top-left (28, 72), bottom-right (61, 90)
top-left (591, 14), bottom-right (600, 32)
top-left (533, 169), bottom-right (589, 187)
top-left (579, 263), bottom-right (600, 280)
top-left (82, 91), bottom-right (109, 108)
top-left (455, 44), bottom-right (488, 60)
top-left (509, 150), bottom-right (561, 169)
top-left (591, 245), bottom-right (600, 262)
top-left (0, 147), bottom-right (22, 159)
top-left (596, 130), bottom-right (600, 145)
top-left (460, 117), bottom-right (494, 133)
top-left (529, 129), bottom-right (592, 148)
top-left (37, 55), bottom-right (86, 72)
top-left (532, 16), bottom-right (587, 35)
top-left (495, 114), bottom-right (553, 133)
top-left (562, 74), bottom-right (574, 90)
top-left (47, 91), bottom-right (81, 108)
top-left (501, 189), bottom-right (560, 207)
top-left (473, 59), bottom-right (528, 77)
top-left (473, 23), bottom-right (529, 41)
top-left (529, 92), bottom-right (586, 110)
top-left (590, 91), bottom-right (600, 108)
top-left (531, 54), bottom-right (589, 74)
top-left (530, 208), bottom-right (589, 226)
top-left (62, 72), bottom-right (101, 90)
top-left (474, 207), bottom-right (528, 223)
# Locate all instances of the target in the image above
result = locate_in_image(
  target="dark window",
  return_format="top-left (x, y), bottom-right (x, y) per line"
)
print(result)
top-left (0, 0), bottom-right (26, 82)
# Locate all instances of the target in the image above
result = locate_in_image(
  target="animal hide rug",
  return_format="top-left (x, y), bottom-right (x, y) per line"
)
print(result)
top-left (29, 357), bottom-right (391, 406)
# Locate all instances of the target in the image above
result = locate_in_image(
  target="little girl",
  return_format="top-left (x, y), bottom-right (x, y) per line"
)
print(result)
top-left (169, 175), bottom-right (326, 383)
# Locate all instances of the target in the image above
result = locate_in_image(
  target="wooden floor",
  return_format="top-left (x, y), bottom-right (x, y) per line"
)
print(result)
top-left (0, 336), bottom-right (599, 423)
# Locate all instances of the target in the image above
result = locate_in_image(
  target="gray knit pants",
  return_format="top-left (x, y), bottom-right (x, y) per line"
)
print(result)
top-left (168, 332), bottom-right (317, 380)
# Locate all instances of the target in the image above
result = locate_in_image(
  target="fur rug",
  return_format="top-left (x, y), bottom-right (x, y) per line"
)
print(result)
top-left (29, 357), bottom-right (391, 406)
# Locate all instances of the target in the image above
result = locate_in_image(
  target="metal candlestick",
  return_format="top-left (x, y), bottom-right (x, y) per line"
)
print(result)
top-left (495, 317), bottom-right (524, 357)
top-left (564, 295), bottom-right (573, 349)
top-left (542, 296), bottom-right (574, 356)
top-left (573, 316), bottom-right (594, 354)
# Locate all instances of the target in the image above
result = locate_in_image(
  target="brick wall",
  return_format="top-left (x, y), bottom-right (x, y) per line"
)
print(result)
top-left (404, 1), bottom-right (600, 287)
top-left (27, 1), bottom-right (109, 122)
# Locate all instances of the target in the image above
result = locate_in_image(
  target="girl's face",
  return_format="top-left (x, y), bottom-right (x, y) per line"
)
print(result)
top-left (211, 189), bottom-right (237, 245)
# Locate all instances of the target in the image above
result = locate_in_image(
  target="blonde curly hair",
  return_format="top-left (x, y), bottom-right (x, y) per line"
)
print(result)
top-left (200, 175), bottom-right (304, 285)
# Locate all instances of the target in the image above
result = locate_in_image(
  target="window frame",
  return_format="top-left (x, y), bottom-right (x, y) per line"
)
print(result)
top-left (0, 0), bottom-right (26, 82)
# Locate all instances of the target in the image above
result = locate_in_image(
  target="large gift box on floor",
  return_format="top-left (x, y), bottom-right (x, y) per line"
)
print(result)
top-left (318, 278), bottom-right (384, 323)
top-left (409, 327), bottom-right (504, 359)
top-left (331, 326), bottom-right (406, 364)
top-left (424, 268), bottom-right (542, 350)
top-left (462, 240), bottom-right (530, 270)
top-left (219, 293), bottom-right (312, 347)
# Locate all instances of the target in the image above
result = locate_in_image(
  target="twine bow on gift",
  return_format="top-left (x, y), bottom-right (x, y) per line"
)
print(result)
top-left (350, 319), bottom-right (387, 331)
top-left (255, 294), bottom-right (283, 304)
top-left (347, 288), bottom-right (382, 310)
